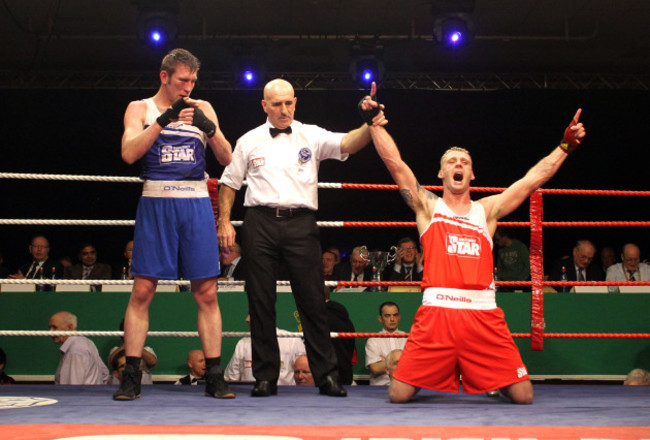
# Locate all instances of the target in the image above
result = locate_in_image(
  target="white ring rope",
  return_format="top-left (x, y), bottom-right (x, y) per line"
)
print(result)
top-left (0, 219), bottom-right (348, 227)
top-left (0, 279), bottom-right (340, 287)
top-left (0, 172), bottom-right (142, 183)
top-left (0, 330), bottom-right (407, 338)
top-left (0, 172), bottom-right (343, 188)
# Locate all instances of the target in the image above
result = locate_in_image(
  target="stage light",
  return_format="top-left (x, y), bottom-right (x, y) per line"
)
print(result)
top-left (434, 16), bottom-right (473, 48)
top-left (350, 56), bottom-right (384, 86)
top-left (134, 0), bottom-right (178, 48)
top-left (242, 70), bottom-right (255, 84)
top-left (233, 57), bottom-right (266, 87)
top-left (431, 0), bottom-right (475, 49)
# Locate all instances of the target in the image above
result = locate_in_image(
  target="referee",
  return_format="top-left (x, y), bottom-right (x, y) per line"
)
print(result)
top-left (218, 78), bottom-right (375, 397)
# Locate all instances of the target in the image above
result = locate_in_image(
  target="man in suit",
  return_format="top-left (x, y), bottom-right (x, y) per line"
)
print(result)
top-left (549, 240), bottom-right (602, 291)
top-left (64, 243), bottom-right (113, 291)
top-left (9, 235), bottom-right (63, 291)
top-left (333, 246), bottom-right (373, 289)
top-left (175, 350), bottom-right (206, 385)
top-left (219, 242), bottom-right (245, 281)
top-left (323, 286), bottom-right (356, 385)
top-left (387, 237), bottom-right (423, 282)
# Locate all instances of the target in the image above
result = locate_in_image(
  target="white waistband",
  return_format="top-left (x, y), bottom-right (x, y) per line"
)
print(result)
top-left (422, 287), bottom-right (496, 310)
top-left (142, 180), bottom-right (209, 198)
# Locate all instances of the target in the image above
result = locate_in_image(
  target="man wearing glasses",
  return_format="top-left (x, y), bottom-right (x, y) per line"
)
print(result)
top-left (10, 235), bottom-right (63, 291)
top-left (606, 243), bottom-right (650, 292)
top-left (388, 237), bottom-right (424, 282)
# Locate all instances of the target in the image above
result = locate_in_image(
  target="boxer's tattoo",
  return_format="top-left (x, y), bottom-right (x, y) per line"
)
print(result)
top-left (399, 189), bottom-right (414, 208)
top-left (401, 182), bottom-right (437, 208)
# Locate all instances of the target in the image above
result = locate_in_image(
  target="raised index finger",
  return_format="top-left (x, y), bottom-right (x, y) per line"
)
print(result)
top-left (370, 81), bottom-right (377, 100)
top-left (571, 108), bottom-right (582, 125)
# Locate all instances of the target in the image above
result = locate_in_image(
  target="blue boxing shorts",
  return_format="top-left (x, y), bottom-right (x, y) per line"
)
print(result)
top-left (131, 193), bottom-right (220, 280)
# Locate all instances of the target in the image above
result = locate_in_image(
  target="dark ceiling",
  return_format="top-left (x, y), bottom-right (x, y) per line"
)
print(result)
top-left (2, 0), bottom-right (650, 90)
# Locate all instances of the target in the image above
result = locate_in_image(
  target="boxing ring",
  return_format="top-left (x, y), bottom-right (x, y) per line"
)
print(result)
top-left (1, 172), bottom-right (649, 440)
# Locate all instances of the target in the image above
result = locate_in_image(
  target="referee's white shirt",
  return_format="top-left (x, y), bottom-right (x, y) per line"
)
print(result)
top-left (220, 120), bottom-right (347, 210)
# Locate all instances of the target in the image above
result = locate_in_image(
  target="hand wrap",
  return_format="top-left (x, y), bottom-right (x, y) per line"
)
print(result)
top-left (156, 97), bottom-right (190, 128)
top-left (358, 95), bottom-right (380, 126)
top-left (560, 124), bottom-right (580, 154)
top-left (192, 108), bottom-right (216, 138)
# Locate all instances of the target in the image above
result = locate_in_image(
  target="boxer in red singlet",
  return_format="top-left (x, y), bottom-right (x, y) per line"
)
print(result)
top-left (359, 82), bottom-right (586, 404)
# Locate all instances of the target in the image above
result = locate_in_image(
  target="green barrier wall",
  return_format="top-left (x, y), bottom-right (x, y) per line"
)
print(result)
top-left (1, 291), bottom-right (649, 379)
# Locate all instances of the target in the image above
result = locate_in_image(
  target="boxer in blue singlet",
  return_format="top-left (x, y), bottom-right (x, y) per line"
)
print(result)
top-left (114, 48), bottom-right (234, 400)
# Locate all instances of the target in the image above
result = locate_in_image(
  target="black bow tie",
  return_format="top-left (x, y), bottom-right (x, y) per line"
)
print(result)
top-left (270, 126), bottom-right (292, 138)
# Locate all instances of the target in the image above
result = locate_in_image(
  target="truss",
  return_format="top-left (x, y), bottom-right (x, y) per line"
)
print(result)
top-left (1, 70), bottom-right (648, 91)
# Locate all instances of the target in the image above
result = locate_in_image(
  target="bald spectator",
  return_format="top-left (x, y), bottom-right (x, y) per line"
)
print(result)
top-left (623, 368), bottom-right (650, 386)
top-left (48, 311), bottom-right (109, 385)
top-left (606, 243), bottom-right (650, 293)
top-left (175, 350), bottom-right (206, 385)
top-left (385, 349), bottom-right (402, 380)
top-left (293, 355), bottom-right (315, 386)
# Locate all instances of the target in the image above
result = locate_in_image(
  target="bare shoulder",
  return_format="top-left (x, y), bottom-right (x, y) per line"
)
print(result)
top-left (124, 99), bottom-right (147, 118)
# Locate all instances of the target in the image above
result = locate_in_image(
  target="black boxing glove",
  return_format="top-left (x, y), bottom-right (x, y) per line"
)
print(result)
top-left (156, 97), bottom-right (190, 128)
top-left (192, 108), bottom-right (216, 138)
top-left (358, 95), bottom-right (380, 126)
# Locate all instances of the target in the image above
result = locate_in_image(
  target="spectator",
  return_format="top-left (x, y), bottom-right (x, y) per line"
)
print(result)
top-left (606, 243), bottom-right (650, 293)
top-left (219, 242), bottom-right (245, 281)
top-left (325, 245), bottom-right (343, 274)
top-left (110, 349), bottom-right (126, 385)
top-left (493, 228), bottom-right (530, 290)
top-left (175, 350), bottom-right (206, 385)
top-left (334, 246), bottom-right (372, 289)
top-left (293, 354), bottom-right (315, 386)
top-left (623, 368), bottom-right (650, 386)
top-left (324, 286), bottom-right (356, 385)
top-left (48, 311), bottom-right (109, 385)
top-left (108, 319), bottom-right (157, 385)
top-left (387, 237), bottom-right (423, 282)
top-left (113, 240), bottom-right (134, 280)
top-left (385, 348), bottom-right (403, 380)
top-left (598, 246), bottom-right (617, 279)
top-left (549, 240), bottom-right (602, 290)
top-left (10, 235), bottom-right (63, 291)
top-left (64, 243), bottom-right (112, 291)
top-left (322, 250), bottom-right (337, 280)
top-left (224, 315), bottom-right (306, 385)
top-left (365, 301), bottom-right (407, 385)
top-left (0, 347), bottom-right (16, 385)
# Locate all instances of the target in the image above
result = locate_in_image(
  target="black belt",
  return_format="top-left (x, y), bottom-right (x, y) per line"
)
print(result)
top-left (252, 206), bottom-right (313, 218)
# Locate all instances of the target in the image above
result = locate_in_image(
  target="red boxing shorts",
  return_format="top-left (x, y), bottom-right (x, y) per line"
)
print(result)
top-left (392, 305), bottom-right (529, 394)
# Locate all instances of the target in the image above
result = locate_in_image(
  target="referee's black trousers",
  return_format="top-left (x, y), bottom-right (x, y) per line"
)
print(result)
top-left (242, 207), bottom-right (339, 386)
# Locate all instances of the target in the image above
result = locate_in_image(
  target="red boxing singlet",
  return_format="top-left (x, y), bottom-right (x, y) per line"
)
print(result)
top-left (420, 199), bottom-right (496, 309)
